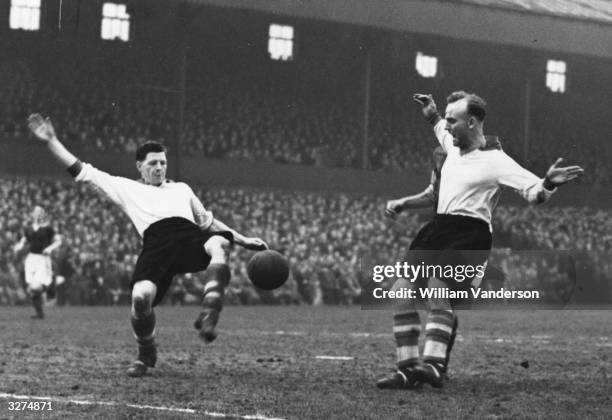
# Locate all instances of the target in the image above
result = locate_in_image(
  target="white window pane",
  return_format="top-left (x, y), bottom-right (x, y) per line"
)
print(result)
top-left (9, 8), bottom-right (19, 29)
top-left (282, 26), bottom-right (294, 40)
top-left (546, 60), bottom-right (555, 72)
top-left (271, 39), bottom-right (280, 58)
top-left (27, 0), bottom-right (40, 7)
top-left (558, 61), bottom-right (566, 73)
top-left (117, 4), bottom-right (128, 18)
top-left (272, 39), bottom-right (282, 60)
top-left (103, 3), bottom-right (116, 18)
top-left (282, 40), bottom-right (290, 59)
top-left (101, 18), bottom-right (111, 39)
top-left (270, 24), bottom-right (281, 38)
top-left (111, 18), bottom-right (121, 38)
top-left (13, 0), bottom-right (26, 7)
top-left (558, 75), bottom-right (566, 92)
top-left (120, 21), bottom-right (129, 41)
top-left (17, 7), bottom-right (27, 29)
top-left (29, 8), bottom-right (40, 30)
top-left (416, 53), bottom-right (437, 78)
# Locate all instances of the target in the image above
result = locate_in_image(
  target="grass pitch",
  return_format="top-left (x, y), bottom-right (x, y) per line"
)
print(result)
top-left (0, 306), bottom-right (610, 419)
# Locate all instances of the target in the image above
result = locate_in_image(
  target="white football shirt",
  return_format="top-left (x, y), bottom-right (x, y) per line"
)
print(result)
top-left (433, 120), bottom-right (555, 226)
top-left (75, 163), bottom-right (213, 237)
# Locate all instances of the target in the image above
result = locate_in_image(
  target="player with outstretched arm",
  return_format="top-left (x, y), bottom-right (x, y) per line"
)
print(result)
top-left (27, 114), bottom-right (268, 377)
top-left (377, 91), bottom-right (583, 389)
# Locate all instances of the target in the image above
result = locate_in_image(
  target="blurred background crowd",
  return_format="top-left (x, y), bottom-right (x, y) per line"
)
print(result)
top-left (1, 57), bottom-right (609, 186)
top-left (1, 177), bottom-right (609, 307)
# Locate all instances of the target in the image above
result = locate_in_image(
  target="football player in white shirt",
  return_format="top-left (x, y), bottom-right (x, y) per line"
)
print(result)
top-left (378, 91), bottom-right (583, 389)
top-left (27, 114), bottom-right (268, 378)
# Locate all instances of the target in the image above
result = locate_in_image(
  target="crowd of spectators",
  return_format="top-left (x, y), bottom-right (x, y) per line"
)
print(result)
top-left (0, 176), bottom-right (609, 307)
top-left (2, 58), bottom-right (609, 185)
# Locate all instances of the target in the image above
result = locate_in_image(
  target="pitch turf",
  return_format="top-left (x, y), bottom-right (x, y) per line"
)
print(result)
top-left (0, 306), bottom-right (610, 419)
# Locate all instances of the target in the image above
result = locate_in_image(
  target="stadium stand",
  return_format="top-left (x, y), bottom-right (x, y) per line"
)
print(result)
top-left (2, 55), bottom-right (610, 185)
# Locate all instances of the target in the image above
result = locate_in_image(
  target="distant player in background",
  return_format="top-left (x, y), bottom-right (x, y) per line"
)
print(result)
top-left (378, 90), bottom-right (583, 389)
top-left (27, 114), bottom-right (268, 377)
top-left (14, 206), bottom-right (62, 319)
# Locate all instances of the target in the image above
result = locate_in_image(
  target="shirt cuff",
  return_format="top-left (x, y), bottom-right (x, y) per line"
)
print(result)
top-left (67, 160), bottom-right (83, 178)
top-left (534, 179), bottom-right (556, 203)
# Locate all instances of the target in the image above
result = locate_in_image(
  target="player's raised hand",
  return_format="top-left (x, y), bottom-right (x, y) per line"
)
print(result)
top-left (241, 237), bottom-right (269, 251)
top-left (545, 158), bottom-right (584, 186)
top-left (413, 93), bottom-right (440, 122)
top-left (27, 114), bottom-right (57, 142)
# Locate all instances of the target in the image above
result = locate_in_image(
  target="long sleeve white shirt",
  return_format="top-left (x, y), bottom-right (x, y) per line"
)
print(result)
top-left (75, 163), bottom-right (213, 237)
top-left (433, 120), bottom-right (555, 226)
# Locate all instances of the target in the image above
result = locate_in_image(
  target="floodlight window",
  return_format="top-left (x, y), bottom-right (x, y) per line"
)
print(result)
top-left (415, 52), bottom-right (438, 78)
top-left (101, 2), bottom-right (130, 42)
top-left (9, 0), bottom-right (41, 31)
top-left (546, 59), bottom-right (566, 93)
top-left (268, 24), bottom-right (294, 61)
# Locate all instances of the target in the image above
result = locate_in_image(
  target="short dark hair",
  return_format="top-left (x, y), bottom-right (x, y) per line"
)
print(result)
top-left (447, 91), bottom-right (487, 121)
top-left (136, 141), bottom-right (166, 161)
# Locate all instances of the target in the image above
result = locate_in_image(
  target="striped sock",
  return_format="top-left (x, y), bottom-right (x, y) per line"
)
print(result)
top-left (422, 309), bottom-right (455, 371)
top-left (202, 263), bottom-right (231, 313)
top-left (131, 310), bottom-right (156, 347)
top-left (393, 311), bottom-right (421, 369)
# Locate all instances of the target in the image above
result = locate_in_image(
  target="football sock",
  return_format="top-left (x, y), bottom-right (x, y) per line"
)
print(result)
top-left (393, 311), bottom-right (421, 369)
top-left (423, 309), bottom-right (455, 372)
top-left (444, 313), bottom-right (459, 371)
top-left (31, 291), bottom-right (44, 317)
top-left (131, 310), bottom-right (156, 347)
top-left (202, 263), bottom-right (231, 313)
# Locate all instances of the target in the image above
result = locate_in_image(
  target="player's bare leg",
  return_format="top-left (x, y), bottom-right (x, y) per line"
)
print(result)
top-left (127, 280), bottom-right (157, 377)
top-left (377, 278), bottom-right (421, 389)
top-left (413, 276), bottom-right (455, 388)
top-left (194, 236), bottom-right (231, 343)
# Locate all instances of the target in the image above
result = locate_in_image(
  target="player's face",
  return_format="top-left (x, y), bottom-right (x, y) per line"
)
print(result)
top-left (444, 100), bottom-right (471, 148)
top-left (137, 152), bottom-right (167, 186)
top-left (31, 206), bottom-right (46, 224)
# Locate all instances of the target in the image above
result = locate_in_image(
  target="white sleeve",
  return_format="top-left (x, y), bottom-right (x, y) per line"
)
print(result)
top-left (74, 163), bottom-right (130, 207)
top-left (188, 186), bottom-right (214, 230)
top-left (496, 153), bottom-right (556, 204)
top-left (433, 119), bottom-right (454, 153)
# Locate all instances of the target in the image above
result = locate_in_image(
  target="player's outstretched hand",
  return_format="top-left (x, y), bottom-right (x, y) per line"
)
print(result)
top-left (241, 237), bottom-right (269, 251)
top-left (385, 199), bottom-right (403, 219)
top-left (27, 114), bottom-right (57, 142)
top-left (545, 158), bottom-right (584, 186)
top-left (413, 93), bottom-right (439, 121)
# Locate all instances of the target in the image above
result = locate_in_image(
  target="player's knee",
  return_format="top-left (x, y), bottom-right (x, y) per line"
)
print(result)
top-left (131, 281), bottom-right (156, 315)
top-left (205, 236), bottom-right (231, 264)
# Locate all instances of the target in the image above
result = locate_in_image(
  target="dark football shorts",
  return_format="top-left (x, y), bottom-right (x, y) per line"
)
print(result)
top-left (131, 217), bottom-right (234, 307)
top-left (408, 214), bottom-right (492, 306)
